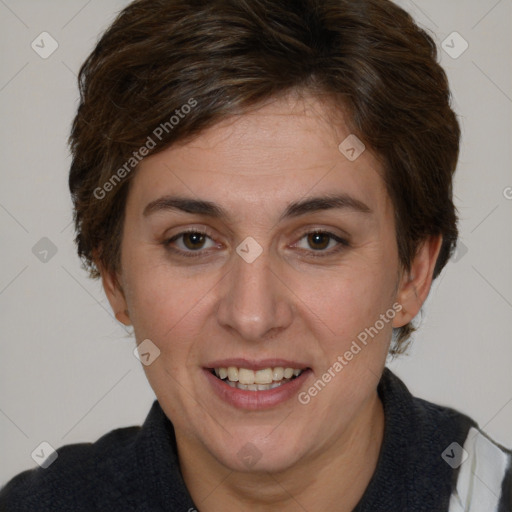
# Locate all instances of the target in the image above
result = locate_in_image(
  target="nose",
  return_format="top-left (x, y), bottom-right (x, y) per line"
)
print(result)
top-left (216, 247), bottom-right (294, 342)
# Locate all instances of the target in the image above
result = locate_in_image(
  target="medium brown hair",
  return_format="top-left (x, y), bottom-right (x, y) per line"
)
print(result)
top-left (68, 0), bottom-right (460, 354)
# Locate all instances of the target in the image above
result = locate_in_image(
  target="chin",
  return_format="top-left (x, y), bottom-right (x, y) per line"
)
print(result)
top-left (208, 429), bottom-right (308, 474)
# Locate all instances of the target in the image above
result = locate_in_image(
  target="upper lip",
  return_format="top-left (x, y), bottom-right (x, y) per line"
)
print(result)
top-left (205, 358), bottom-right (310, 371)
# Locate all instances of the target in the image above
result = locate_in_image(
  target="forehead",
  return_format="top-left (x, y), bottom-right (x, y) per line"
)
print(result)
top-left (128, 94), bottom-right (390, 219)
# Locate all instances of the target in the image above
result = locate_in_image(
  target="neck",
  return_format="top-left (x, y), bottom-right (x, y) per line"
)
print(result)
top-left (177, 391), bottom-right (384, 512)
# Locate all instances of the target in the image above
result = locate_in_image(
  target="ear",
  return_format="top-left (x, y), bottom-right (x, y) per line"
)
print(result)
top-left (392, 235), bottom-right (443, 328)
top-left (95, 257), bottom-right (131, 326)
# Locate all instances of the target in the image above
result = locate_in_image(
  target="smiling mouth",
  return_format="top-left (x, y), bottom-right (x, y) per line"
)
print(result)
top-left (209, 366), bottom-right (308, 391)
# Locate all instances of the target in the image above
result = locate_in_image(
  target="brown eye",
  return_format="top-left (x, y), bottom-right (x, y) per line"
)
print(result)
top-left (307, 232), bottom-right (331, 250)
top-left (294, 230), bottom-right (349, 258)
top-left (164, 230), bottom-right (217, 257)
top-left (182, 232), bottom-right (207, 250)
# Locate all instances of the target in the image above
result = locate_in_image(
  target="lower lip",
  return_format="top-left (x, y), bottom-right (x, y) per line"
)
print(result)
top-left (203, 368), bottom-right (312, 410)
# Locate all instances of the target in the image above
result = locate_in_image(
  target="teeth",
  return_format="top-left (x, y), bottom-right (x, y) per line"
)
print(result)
top-left (254, 368), bottom-right (273, 384)
top-left (238, 368), bottom-right (255, 385)
top-left (273, 367), bottom-right (284, 381)
top-left (213, 366), bottom-right (304, 386)
top-left (227, 366), bottom-right (239, 382)
top-left (283, 368), bottom-right (294, 379)
top-left (225, 379), bottom-right (293, 391)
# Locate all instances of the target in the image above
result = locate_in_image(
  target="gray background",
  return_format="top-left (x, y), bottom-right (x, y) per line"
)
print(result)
top-left (1, 0), bottom-right (511, 485)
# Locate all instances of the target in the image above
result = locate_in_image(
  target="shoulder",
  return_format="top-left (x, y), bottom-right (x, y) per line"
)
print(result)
top-left (447, 426), bottom-right (512, 511)
top-left (372, 368), bottom-right (512, 510)
top-left (412, 395), bottom-right (512, 510)
top-left (379, 368), bottom-right (479, 450)
top-left (0, 425), bottom-right (141, 511)
top-left (0, 400), bottom-right (194, 512)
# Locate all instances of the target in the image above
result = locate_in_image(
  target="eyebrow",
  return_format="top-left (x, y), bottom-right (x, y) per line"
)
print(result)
top-left (143, 193), bottom-right (372, 220)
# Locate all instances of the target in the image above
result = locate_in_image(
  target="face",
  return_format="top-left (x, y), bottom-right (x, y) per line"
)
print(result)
top-left (102, 93), bottom-right (430, 473)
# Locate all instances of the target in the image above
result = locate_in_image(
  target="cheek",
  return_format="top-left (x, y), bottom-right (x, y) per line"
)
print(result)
top-left (122, 228), bottom-right (399, 358)
top-left (296, 258), bottom-right (399, 384)
top-left (124, 264), bottom-right (218, 413)
top-left (298, 263), bottom-right (396, 337)
top-left (123, 258), bottom-right (218, 354)
top-left (298, 271), bottom-right (396, 405)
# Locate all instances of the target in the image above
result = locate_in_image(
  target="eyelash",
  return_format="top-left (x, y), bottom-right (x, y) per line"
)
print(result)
top-left (163, 229), bottom-right (350, 259)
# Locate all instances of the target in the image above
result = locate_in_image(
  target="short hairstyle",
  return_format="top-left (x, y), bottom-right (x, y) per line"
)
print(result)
top-left (68, 0), bottom-right (460, 355)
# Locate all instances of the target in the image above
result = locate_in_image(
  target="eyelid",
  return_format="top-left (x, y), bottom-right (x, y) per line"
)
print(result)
top-left (162, 226), bottom-right (351, 259)
top-left (163, 227), bottom-right (219, 257)
top-left (290, 230), bottom-right (350, 258)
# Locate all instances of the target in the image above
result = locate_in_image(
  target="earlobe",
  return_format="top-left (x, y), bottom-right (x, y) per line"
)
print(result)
top-left (115, 309), bottom-right (131, 326)
top-left (392, 235), bottom-right (443, 328)
top-left (96, 258), bottom-right (132, 326)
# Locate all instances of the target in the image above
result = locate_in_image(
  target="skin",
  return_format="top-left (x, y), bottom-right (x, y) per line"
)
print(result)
top-left (100, 92), bottom-right (442, 511)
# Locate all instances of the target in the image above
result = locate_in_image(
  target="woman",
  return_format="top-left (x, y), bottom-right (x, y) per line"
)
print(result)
top-left (1, 0), bottom-right (510, 510)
